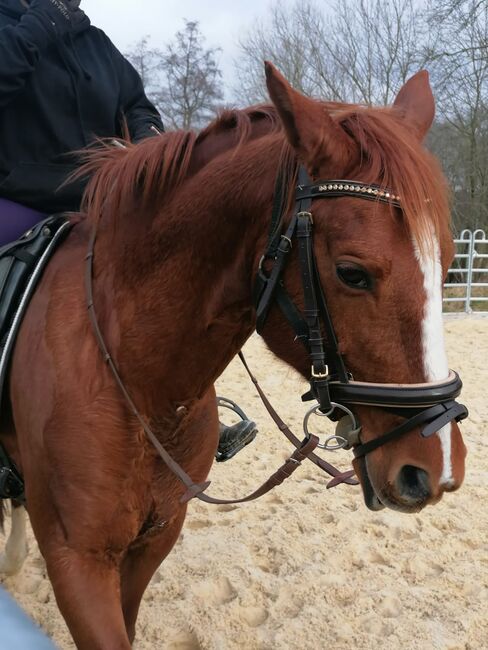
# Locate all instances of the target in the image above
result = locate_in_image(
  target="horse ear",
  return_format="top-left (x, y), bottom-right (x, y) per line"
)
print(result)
top-left (264, 61), bottom-right (354, 172)
top-left (393, 70), bottom-right (435, 141)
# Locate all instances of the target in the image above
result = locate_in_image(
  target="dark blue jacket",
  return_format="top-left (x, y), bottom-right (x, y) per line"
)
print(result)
top-left (0, 0), bottom-right (164, 212)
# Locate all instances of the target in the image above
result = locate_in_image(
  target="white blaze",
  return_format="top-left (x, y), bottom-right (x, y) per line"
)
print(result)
top-left (414, 235), bottom-right (453, 486)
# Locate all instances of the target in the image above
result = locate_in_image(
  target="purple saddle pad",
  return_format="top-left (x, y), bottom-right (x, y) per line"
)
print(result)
top-left (0, 198), bottom-right (46, 247)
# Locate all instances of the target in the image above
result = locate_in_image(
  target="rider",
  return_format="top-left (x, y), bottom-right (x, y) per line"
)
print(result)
top-left (0, 0), bottom-right (256, 460)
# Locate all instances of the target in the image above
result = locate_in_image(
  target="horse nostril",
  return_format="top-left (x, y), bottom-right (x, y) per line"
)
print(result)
top-left (396, 465), bottom-right (431, 502)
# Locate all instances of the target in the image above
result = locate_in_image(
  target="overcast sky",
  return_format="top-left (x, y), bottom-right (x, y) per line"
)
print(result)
top-left (82, 0), bottom-right (281, 92)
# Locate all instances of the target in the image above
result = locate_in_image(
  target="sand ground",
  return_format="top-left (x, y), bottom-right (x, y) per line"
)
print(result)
top-left (1, 318), bottom-right (487, 650)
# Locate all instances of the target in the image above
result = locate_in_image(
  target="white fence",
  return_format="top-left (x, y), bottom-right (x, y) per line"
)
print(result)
top-left (443, 229), bottom-right (488, 313)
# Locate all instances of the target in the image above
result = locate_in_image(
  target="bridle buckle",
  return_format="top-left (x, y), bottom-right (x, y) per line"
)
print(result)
top-left (296, 210), bottom-right (313, 223)
top-left (311, 365), bottom-right (329, 379)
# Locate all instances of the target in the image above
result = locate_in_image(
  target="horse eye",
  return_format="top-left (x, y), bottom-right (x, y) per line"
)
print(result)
top-left (336, 263), bottom-right (372, 290)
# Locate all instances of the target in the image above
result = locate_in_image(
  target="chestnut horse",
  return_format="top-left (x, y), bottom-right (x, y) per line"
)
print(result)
top-left (0, 64), bottom-right (466, 648)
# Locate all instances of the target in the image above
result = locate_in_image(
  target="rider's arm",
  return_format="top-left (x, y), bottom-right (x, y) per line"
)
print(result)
top-left (0, 8), bottom-right (57, 108)
top-left (110, 46), bottom-right (165, 141)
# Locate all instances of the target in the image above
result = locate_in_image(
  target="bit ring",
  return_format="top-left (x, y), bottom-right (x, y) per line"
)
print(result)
top-left (303, 402), bottom-right (360, 451)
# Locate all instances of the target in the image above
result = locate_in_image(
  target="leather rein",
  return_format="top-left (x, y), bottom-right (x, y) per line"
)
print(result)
top-left (84, 222), bottom-right (356, 508)
top-left (85, 163), bottom-right (467, 506)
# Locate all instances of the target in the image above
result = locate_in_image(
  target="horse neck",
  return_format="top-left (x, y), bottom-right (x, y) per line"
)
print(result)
top-left (93, 136), bottom-right (283, 414)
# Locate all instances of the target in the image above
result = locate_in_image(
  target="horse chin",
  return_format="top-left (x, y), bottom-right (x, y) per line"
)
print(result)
top-left (365, 490), bottom-right (385, 512)
top-left (355, 457), bottom-right (385, 511)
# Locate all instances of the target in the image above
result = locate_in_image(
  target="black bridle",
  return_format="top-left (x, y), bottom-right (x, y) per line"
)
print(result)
top-left (254, 165), bottom-right (468, 458)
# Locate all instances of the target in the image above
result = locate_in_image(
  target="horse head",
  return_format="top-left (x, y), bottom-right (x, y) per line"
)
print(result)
top-left (258, 63), bottom-right (467, 513)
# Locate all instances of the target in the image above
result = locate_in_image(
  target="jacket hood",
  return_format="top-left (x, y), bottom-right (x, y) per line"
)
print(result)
top-left (0, 0), bottom-right (92, 38)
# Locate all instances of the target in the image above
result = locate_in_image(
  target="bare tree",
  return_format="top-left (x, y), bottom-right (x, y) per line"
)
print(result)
top-left (234, 0), bottom-right (433, 105)
top-left (126, 23), bottom-right (223, 131)
top-left (234, 2), bottom-right (323, 103)
top-left (427, 0), bottom-right (488, 231)
top-left (125, 36), bottom-right (163, 104)
top-left (429, 0), bottom-right (486, 23)
top-left (156, 20), bottom-right (223, 130)
top-left (321, 0), bottom-right (433, 104)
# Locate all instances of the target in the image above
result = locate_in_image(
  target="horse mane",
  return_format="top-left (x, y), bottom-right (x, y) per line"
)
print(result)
top-left (79, 106), bottom-right (282, 226)
top-left (80, 100), bottom-right (449, 251)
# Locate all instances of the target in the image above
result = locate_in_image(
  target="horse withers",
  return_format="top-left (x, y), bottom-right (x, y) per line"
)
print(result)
top-left (0, 64), bottom-right (466, 648)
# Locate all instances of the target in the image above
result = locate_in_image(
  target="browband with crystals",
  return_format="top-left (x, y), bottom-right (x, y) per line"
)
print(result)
top-left (296, 180), bottom-right (401, 207)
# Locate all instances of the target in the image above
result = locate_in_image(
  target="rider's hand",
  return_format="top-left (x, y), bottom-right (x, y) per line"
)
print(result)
top-left (28, 0), bottom-right (90, 37)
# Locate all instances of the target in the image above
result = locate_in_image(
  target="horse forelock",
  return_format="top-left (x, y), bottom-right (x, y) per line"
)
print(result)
top-left (331, 103), bottom-right (451, 254)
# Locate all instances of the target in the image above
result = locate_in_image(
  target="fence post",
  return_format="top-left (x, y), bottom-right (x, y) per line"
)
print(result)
top-left (458, 230), bottom-right (473, 313)
top-left (464, 230), bottom-right (475, 313)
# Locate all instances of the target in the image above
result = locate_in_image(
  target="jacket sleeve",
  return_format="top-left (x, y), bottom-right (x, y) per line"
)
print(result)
top-left (0, 10), bottom-right (57, 108)
top-left (109, 44), bottom-right (164, 141)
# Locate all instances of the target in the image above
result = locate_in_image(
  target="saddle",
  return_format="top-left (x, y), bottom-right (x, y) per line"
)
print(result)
top-left (0, 215), bottom-right (72, 501)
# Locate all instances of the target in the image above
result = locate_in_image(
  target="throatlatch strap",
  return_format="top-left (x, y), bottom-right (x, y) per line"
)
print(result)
top-left (267, 167), bottom-right (290, 256)
top-left (255, 215), bottom-right (298, 332)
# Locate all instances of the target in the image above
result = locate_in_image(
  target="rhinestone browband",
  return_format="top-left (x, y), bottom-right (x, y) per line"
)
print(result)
top-left (295, 180), bottom-right (401, 207)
